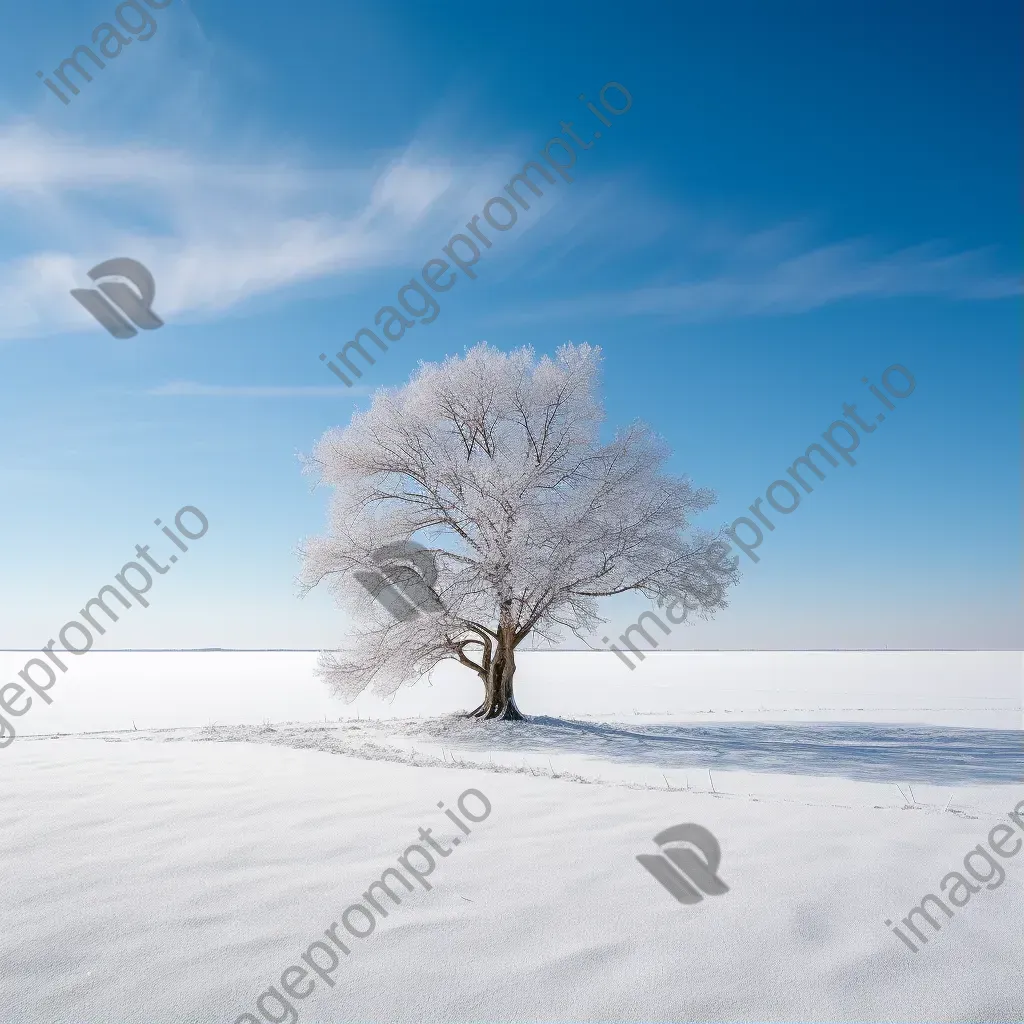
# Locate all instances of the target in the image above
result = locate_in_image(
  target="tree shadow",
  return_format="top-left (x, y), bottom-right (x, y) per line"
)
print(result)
top-left (420, 716), bottom-right (1024, 785)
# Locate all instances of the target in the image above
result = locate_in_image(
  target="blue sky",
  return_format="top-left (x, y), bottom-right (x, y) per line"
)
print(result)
top-left (0, 0), bottom-right (1019, 650)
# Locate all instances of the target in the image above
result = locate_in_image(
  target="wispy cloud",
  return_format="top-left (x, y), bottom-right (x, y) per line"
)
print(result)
top-left (0, 121), bottom-right (520, 341)
top-left (1, 117), bottom-right (1016, 344)
top-left (147, 381), bottom-right (372, 397)
top-left (508, 232), bottom-right (1021, 323)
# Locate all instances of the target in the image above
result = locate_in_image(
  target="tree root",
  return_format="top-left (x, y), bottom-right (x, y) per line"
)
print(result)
top-left (465, 697), bottom-right (525, 721)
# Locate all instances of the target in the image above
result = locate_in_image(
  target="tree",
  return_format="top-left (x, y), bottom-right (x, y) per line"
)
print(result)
top-left (299, 342), bottom-right (739, 720)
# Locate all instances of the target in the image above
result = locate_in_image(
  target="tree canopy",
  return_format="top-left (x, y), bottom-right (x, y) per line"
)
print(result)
top-left (299, 342), bottom-right (738, 718)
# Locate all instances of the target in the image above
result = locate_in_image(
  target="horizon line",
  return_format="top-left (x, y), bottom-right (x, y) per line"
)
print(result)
top-left (0, 648), bottom-right (1019, 654)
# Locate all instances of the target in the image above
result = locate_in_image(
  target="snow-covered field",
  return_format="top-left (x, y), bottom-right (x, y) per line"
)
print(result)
top-left (2, 651), bottom-right (1021, 1022)
top-left (5, 649), bottom-right (1021, 737)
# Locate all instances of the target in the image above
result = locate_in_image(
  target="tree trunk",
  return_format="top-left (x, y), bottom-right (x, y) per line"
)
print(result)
top-left (466, 636), bottom-right (524, 720)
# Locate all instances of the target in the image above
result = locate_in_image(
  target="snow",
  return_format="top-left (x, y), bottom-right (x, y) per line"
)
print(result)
top-left (1, 651), bottom-right (1021, 1022)
top-left (5, 649), bottom-right (1020, 738)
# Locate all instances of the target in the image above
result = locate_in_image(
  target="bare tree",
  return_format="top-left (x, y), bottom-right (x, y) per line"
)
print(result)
top-left (299, 342), bottom-right (738, 720)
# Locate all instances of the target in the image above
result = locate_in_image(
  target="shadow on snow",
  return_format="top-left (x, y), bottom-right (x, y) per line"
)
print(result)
top-left (411, 716), bottom-right (1024, 786)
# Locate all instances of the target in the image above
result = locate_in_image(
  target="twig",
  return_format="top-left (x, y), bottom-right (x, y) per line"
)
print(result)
top-left (943, 794), bottom-right (953, 812)
top-left (663, 774), bottom-right (671, 791)
top-left (708, 769), bottom-right (717, 794)
top-left (895, 783), bottom-right (908, 803)
top-left (907, 784), bottom-right (916, 805)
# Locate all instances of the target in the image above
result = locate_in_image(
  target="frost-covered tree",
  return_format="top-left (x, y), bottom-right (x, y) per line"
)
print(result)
top-left (299, 342), bottom-right (738, 720)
